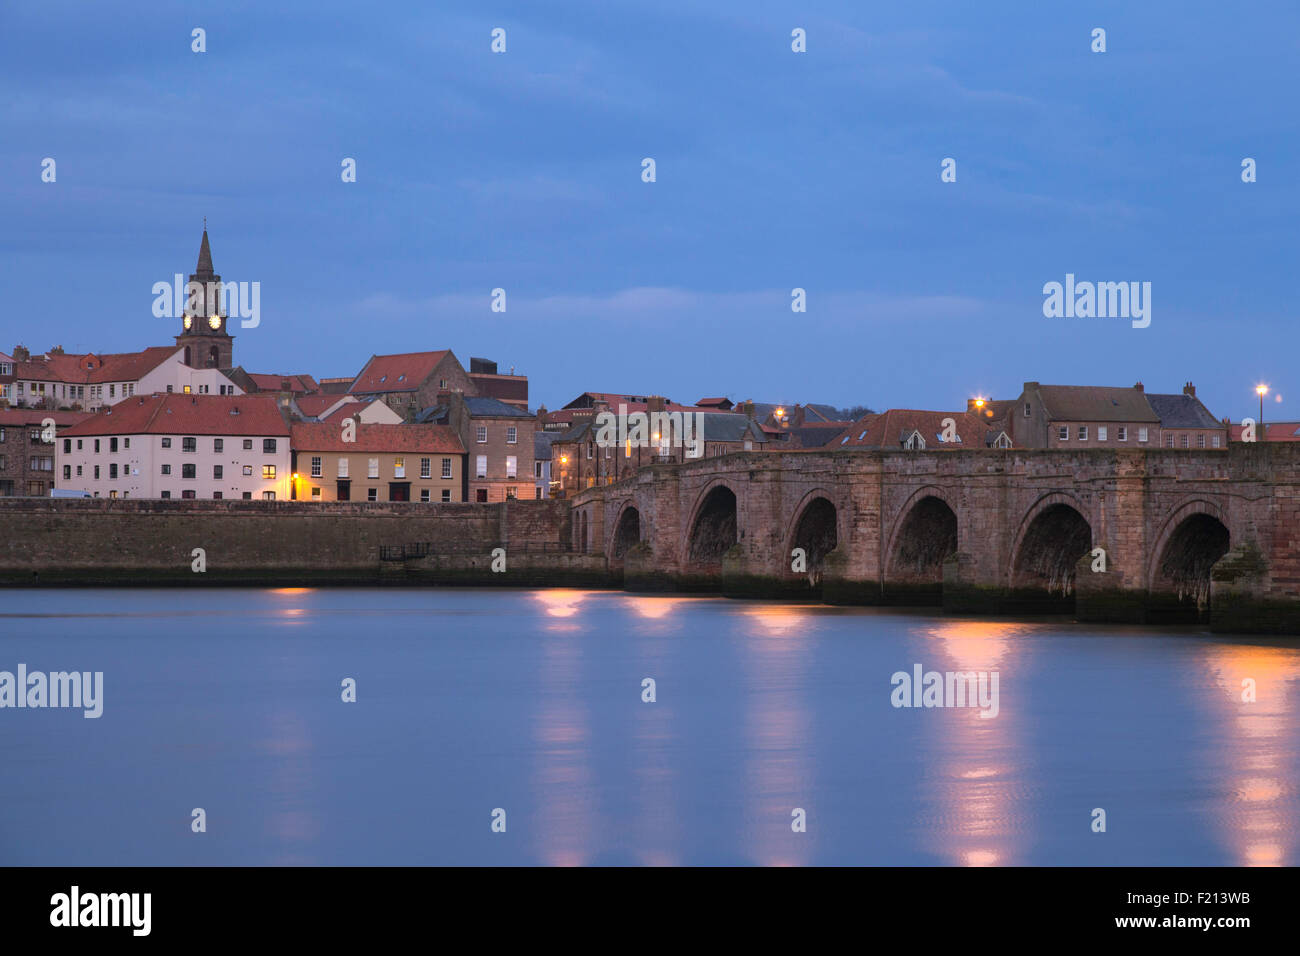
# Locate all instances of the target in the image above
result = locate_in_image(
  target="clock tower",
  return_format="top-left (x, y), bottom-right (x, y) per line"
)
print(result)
top-left (175, 225), bottom-right (235, 369)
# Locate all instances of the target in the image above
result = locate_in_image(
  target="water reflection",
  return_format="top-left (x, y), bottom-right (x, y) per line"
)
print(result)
top-left (919, 620), bottom-right (1031, 867)
top-left (259, 710), bottom-right (319, 865)
top-left (739, 604), bottom-right (815, 865)
top-left (1202, 643), bottom-right (1300, 866)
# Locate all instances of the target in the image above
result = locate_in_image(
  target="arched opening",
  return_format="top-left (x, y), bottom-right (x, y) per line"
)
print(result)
top-left (1012, 503), bottom-right (1092, 607)
top-left (612, 506), bottom-right (641, 560)
top-left (183, 345), bottom-right (192, 366)
top-left (1153, 513), bottom-right (1230, 617)
top-left (580, 511), bottom-right (589, 553)
top-left (887, 495), bottom-right (957, 603)
top-left (688, 485), bottom-right (737, 565)
top-left (790, 497), bottom-right (837, 589)
top-left (207, 345), bottom-right (220, 368)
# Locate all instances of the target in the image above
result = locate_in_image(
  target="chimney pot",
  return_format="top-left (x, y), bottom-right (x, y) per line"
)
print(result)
top-left (1134, 381), bottom-right (1145, 392)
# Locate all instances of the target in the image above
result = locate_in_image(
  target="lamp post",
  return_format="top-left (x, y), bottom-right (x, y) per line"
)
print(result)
top-left (1257, 385), bottom-right (1268, 435)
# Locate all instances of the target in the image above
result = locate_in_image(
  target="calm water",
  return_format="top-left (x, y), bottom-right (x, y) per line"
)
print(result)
top-left (1, 588), bottom-right (1297, 866)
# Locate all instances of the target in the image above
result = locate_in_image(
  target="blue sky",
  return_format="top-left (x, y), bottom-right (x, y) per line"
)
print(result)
top-left (2, 0), bottom-right (1297, 418)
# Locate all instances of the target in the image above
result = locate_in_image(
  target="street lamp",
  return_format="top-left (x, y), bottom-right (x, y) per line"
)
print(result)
top-left (1256, 384), bottom-right (1268, 432)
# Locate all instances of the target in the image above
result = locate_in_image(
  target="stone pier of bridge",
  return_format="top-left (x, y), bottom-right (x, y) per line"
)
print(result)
top-left (570, 443), bottom-right (1300, 635)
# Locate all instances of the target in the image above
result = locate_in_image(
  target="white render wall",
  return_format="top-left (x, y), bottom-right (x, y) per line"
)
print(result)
top-left (56, 432), bottom-right (292, 500)
top-left (132, 357), bottom-right (242, 401)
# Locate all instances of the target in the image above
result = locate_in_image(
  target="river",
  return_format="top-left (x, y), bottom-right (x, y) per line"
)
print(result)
top-left (1, 587), bottom-right (1296, 865)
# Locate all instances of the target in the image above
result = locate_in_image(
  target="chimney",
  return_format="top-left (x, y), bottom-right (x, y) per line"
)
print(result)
top-left (1134, 381), bottom-right (1144, 392)
top-left (742, 400), bottom-right (755, 420)
top-left (50, 345), bottom-right (64, 356)
top-left (13, 345), bottom-right (29, 363)
top-left (280, 378), bottom-right (291, 391)
top-left (1183, 382), bottom-right (1196, 397)
top-left (646, 395), bottom-right (666, 415)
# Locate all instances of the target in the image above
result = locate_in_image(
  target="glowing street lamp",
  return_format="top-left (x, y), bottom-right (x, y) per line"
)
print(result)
top-left (1256, 384), bottom-right (1269, 430)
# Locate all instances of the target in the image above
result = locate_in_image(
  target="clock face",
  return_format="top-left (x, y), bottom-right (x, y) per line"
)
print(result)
top-left (183, 316), bottom-right (192, 330)
top-left (208, 315), bottom-right (221, 330)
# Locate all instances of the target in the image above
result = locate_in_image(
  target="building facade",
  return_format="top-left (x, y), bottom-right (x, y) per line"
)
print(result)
top-left (0, 409), bottom-right (92, 496)
top-left (56, 394), bottom-right (291, 499)
top-left (288, 423), bottom-right (465, 502)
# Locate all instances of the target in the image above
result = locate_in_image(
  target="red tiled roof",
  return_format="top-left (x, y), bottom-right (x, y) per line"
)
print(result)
top-left (1228, 421), bottom-right (1300, 442)
top-left (17, 347), bottom-right (179, 385)
top-left (350, 351), bottom-right (449, 394)
top-left (61, 394), bottom-right (289, 437)
top-left (248, 373), bottom-right (318, 393)
top-left (290, 422), bottom-right (464, 454)
top-left (294, 394), bottom-right (346, 417)
top-left (831, 409), bottom-right (1003, 449)
top-left (0, 409), bottom-right (93, 427)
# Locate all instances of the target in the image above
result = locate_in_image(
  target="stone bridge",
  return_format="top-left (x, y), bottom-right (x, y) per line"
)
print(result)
top-left (570, 444), bottom-right (1300, 634)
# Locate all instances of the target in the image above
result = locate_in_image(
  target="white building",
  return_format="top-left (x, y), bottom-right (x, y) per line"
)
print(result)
top-left (57, 393), bottom-right (292, 500)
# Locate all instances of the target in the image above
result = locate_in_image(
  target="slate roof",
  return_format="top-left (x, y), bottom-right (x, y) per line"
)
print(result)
top-left (1145, 393), bottom-right (1223, 429)
top-left (1033, 385), bottom-right (1159, 423)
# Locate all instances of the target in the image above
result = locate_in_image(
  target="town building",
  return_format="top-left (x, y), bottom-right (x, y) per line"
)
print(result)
top-left (832, 409), bottom-right (1012, 450)
top-left (348, 350), bottom-right (474, 421)
top-left (418, 393), bottom-right (535, 502)
top-left (468, 357), bottom-right (529, 410)
top-left (174, 227), bottom-right (236, 370)
top-left (56, 394), bottom-right (292, 499)
top-left (1228, 420), bottom-right (1300, 442)
top-left (1010, 381), bottom-right (1225, 449)
top-left (288, 423), bottom-right (465, 502)
top-left (0, 408), bottom-right (92, 496)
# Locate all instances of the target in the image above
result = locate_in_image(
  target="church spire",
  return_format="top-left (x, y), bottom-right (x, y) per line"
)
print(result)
top-left (196, 223), bottom-right (214, 276)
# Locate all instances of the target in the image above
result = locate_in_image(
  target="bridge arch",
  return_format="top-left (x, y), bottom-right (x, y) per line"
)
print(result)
top-left (611, 503), bottom-right (642, 560)
top-left (885, 487), bottom-right (959, 602)
top-left (1010, 492), bottom-right (1093, 597)
top-left (684, 481), bottom-right (738, 566)
top-left (1149, 499), bottom-right (1230, 613)
top-left (785, 489), bottom-right (840, 587)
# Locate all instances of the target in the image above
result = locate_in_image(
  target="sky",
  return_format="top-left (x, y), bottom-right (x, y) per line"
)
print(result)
top-left (2, 0), bottom-right (1297, 419)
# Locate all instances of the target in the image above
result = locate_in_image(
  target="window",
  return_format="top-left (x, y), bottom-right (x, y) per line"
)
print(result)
top-left (62, 464), bottom-right (71, 479)
top-left (161, 438), bottom-right (171, 449)
top-left (95, 439), bottom-right (101, 452)
top-left (76, 440), bottom-right (82, 450)
top-left (182, 385), bottom-right (191, 394)
top-left (420, 489), bottom-right (430, 502)
top-left (182, 464), bottom-right (196, 479)
top-left (63, 438), bottom-right (70, 453)
top-left (534, 461), bottom-right (542, 478)
top-left (368, 457), bottom-right (379, 478)
top-left (1024, 403), bottom-right (1031, 417)
top-left (76, 465), bottom-right (81, 476)
top-left (476, 455), bottom-right (487, 478)
top-left (161, 464), bottom-right (172, 475)
top-left (476, 425), bottom-right (487, 443)
top-left (1118, 426), bottom-right (1128, 442)
top-left (441, 458), bottom-right (452, 479)
top-left (394, 457), bottom-right (405, 478)
top-left (442, 489), bottom-right (451, 502)
top-left (1166, 434), bottom-right (1175, 448)
top-left (338, 458), bottom-right (349, 478)
top-left (506, 486), bottom-right (517, 499)
top-left (476, 489), bottom-right (488, 503)
top-left (182, 437), bottom-right (196, 453)
top-left (535, 487), bottom-right (542, 500)
top-left (1181, 434), bottom-right (1189, 448)
top-left (213, 492), bottom-right (223, 500)
top-left (263, 439), bottom-right (277, 453)
top-left (1138, 427), bottom-right (1149, 443)
top-left (109, 463), bottom-right (118, 479)
top-left (94, 466), bottom-right (100, 479)
top-left (1058, 426), bottom-right (1069, 441)
top-left (124, 438), bottom-right (130, 449)
top-left (214, 439), bottom-right (223, 452)
top-left (109, 385), bottom-right (115, 398)
top-left (263, 491), bottom-right (276, 501)
top-left (181, 489), bottom-right (196, 499)
top-left (160, 490), bottom-right (170, 499)
top-left (0, 428), bottom-right (5, 443)
top-left (993, 433), bottom-right (1012, 449)
top-left (29, 428), bottom-right (41, 442)
top-left (1078, 426), bottom-right (1088, 441)
top-left (507, 426), bottom-right (517, 444)
top-left (506, 455), bottom-right (517, 478)
top-left (262, 465), bottom-right (276, 479)
top-left (586, 444), bottom-right (593, 459)
top-left (367, 488), bottom-right (378, 502)
top-left (242, 492), bottom-right (251, 500)
top-left (213, 465), bottom-right (223, 479)
top-left (903, 431), bottom-right (925, 450)
top-left (1213, 435), bottom-right (1222, 448)
top-left (311, 487), bottom-right (322, 500)
top-left (242, 465), bottom-right (253, 476)
top-left (1098, 427), bottom-right (1108, 441)
top-left (420, 457), bottom-right (431, 479)
top-left (108, 490), bottom-right (116, 499)
top-left (243, 439), bottom-right (253, 450)
top-left (310, 456), bottom-right (322, 477)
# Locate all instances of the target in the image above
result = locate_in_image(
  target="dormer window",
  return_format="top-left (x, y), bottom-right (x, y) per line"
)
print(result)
top-left (903, 430), bottom-right (926, 450)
